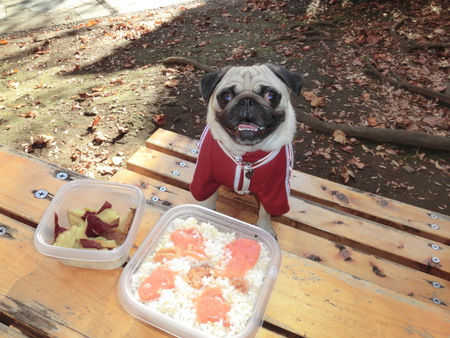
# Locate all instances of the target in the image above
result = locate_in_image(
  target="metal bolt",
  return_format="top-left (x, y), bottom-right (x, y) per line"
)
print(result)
top-left (0, 226), bottom-right (6, 236)
top-left (159, 186), bottom-right (167, 192)
top-left (432, 281), bottom-right (442, 289)
top-left (55, 172), bottom-right (69, 180)
top-left (179, 162), bottom-right (186, 167)
top-left (431, 257), bottom-right (440, 264)
top-left (172, 171), bottom-right (180, 176)
top-left (431, 244), bottom-right (441, 250)
top-left (430, 224), bottom-right (439, 230)
top-left (430, 214), bottom-right (438, 219)
top-left (432, 297), bottom-right (442, 305)
top-left (152, 196), bottom-right (159, 202)
top-left (34, 189), bottom-right (48, 199)
top-left (190, 149), bottom-right (198, 154)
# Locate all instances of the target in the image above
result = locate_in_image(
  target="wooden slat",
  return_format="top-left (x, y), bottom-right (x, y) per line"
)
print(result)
top-left (127, 147), bottom-right (450, 280)
top-left (0, 322), bottom-right (27, 338)
top-left (112, 169), bottom-right (450, 306)
top-left (268, 251), bottom-right (449, 338)
top-left (0, 145), bottom-right (85, 226)
top-left (146, 129), bottom-right (450, 244)
top-left (290, 173), bottom-right (450, 245)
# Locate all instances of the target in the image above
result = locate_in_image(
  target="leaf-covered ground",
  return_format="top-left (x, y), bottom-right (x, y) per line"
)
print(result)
top-left (0, 0), bottom-right (448, 214)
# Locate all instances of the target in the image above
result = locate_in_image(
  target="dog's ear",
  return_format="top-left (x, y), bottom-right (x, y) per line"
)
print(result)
top-left (199, 68), bottom-right (228, 102)
top-left (266, 64), bottom-right (303, 96)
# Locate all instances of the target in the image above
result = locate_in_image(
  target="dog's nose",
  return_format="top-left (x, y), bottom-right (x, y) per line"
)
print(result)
top-left (239, 98), bottom-right (254, 118)
top-left (240, 98), bottom-right (254, 107)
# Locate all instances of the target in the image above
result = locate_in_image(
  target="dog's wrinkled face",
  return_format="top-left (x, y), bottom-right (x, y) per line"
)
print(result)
top-left (201, 64), bottom-right (303, 154)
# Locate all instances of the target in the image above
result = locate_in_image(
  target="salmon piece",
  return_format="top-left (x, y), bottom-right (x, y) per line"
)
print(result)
top-left (186, 265), bottom-right (211, 289)
top-left (153, 247), bottom-right (180, 262)
top-left (223, 238), bottom-right (261, 278)
top-left (138, 267), bottom-right (176, 301)
top-left (230, 277), bottom-right (249, 293)
top-left (196, 287), bottom-right (230, 325)
top-left (170, 228), bottom-right (207, 260)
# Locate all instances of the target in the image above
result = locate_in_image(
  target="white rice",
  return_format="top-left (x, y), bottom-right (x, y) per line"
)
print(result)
top-left (130, 217), bottom-right (271, 337)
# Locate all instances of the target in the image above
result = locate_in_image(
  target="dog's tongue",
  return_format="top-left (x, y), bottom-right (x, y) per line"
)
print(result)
top-left (238, 123), bottom-right (259, 131)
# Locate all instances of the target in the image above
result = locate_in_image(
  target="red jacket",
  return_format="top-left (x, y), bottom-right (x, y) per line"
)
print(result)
top-left (190, 127), bottom-right (293, 216)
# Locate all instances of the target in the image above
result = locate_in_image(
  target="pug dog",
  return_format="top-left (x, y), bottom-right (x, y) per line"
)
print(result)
top-left (190, 64), bottom-right (303, 237)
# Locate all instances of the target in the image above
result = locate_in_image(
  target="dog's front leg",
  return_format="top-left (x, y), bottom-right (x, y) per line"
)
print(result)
top-left (256, 204), bottom-right (277, 239)
top-left (200, 191), bottom-right (218, 210)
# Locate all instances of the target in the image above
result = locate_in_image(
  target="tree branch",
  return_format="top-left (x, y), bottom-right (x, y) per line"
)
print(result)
top-left (297, 111), bottom-right (450, 151)
top-left (363, 57), bottom-right (450, 105)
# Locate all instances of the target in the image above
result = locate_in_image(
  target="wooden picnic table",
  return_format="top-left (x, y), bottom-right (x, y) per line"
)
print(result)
top-left (1, 128), bottom-right (449, 337)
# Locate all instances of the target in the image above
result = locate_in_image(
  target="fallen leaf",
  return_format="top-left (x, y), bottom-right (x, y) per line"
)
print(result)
top-left (34, 82), bottom-right (49, 89)
top-left (14, 103), bottom-right (26, 110)
top-left (310, 97), bottom-right (325, 107)
top-left (361, 144), bottom-right (374, 153)
top-left (348, 157), bottom-right (368, 169)
top-left (85, 19), bottom-right (100, 27)
top-left (110, 78), bottom-right (126, 85)
top-left (2, 69), bottom-right (18, 76)
top-left (7, 81), bottom-right (19, 89)
top-left (302, 91), bottom-right (325, 107)
top-left (0, 39), bottom-right (8, 45)
top-left (384, 148), bottom-right (398, 155)
top-left (367, 117), bottom-right (378, 126)
top-left (117, 125), bottom-right (129, 134)
top-left (93, 131), bottom-right (110, 144)
top-left (366, 33), bottom-right (380, 45)
top-left (19, 111), bottom-right (38, 118)
top-left (24, 134), bottom-right (55, 152)
top-left (92, 86), bottom-right (105, 93)
top-left (333, 130), bottom-right (347, 144)
top-left (111, 156), bottom-right (123, 166)
top-left (78, 92), bottom-right (93, 99)
top-left (90, 116), bottom-right (102, 128)
top-left (152, 114), bottom-right (167, 126)
top-left (97, 164), bottom-right (117, 175)
top-left (316, 147), bottom-right (332, 160)
top-left (340, 145), bottom-right (354, 153)
top-left (163, 79), bottom-right (180, 88)
top-left (340, 167), bottom-right (355, 184)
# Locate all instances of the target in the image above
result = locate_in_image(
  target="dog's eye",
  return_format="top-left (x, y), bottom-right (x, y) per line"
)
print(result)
top-left (219, 92), bottom-right (233, 106)
top-left (264, 90), bottom-right (278, 104)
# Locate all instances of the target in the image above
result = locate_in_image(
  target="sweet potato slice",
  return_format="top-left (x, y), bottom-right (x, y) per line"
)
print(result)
top-left (85, 214), bottom-right (119, 237)
top-left (79, 237), bottom-right (117, 250)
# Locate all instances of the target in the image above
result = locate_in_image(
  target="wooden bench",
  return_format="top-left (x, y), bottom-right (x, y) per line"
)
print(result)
top-left (0, 128), bottom-right (449, 337)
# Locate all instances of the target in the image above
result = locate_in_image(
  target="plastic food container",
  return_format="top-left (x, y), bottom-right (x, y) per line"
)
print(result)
top-left (118, 204), bottom-right (281, 338)
top-left (34, 180), bottom-right (145, 270)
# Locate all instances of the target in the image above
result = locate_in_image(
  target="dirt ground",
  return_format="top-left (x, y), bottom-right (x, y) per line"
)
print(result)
top-left (0, 0), bottom-right (449, 215)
